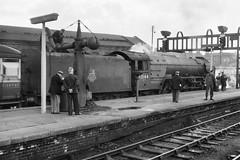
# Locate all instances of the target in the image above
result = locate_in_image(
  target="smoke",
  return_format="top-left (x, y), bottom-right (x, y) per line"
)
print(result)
top-left (129, 43), bottom-right (153, 54)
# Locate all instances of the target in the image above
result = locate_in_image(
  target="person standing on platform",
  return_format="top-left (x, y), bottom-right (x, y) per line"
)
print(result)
top-left (48, 71), bottom-right (64, 114)
top-left (64, 67), bottom-right (81, 115)
top-left (171, 71), bottom-right (183, 103)
top-left (221, 71), bottom-right (227, 91)
top-left (204, 70), bottom-right (216, 100)
top-left (216, 73), bottom-right (221, 92)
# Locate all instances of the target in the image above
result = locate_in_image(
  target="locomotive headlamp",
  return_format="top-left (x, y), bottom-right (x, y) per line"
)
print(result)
top-left (218, 26), bottom-right (228, 34)
top-left (161, 31), bottom-right (171, 37)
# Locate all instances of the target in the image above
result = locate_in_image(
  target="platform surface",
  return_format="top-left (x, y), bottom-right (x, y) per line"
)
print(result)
top-left (0, 88), bottom-right (239, 147)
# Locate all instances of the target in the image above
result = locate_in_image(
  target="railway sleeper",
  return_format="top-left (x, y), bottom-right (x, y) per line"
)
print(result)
top-left (173, 136), bottom-right (196, 142)
top-left (210, 124), bottom-right (229, 128)
top-left (231, 130), bottom-right (240, 134)
top-left (227, 132), bottom-right (239, 136)
top-left (173, 153), bottom-right (193, 160)
top-left (198, 144), bottom-right (212, 150)
top-left (151, 142), bottom-right (176, 149)
top-left (204, 140), bottom-right (218, 145)
top-left (164, 138), bottom-right (187, 145)
top-left (121, 150), bottom-right (148, 160)
top-left (138, 145), bottom-right (164, 154)
top-left (188, 148), bottom-right (203, 154)
top-left (189, 130), bottom-right (210, 136)
top-left (199, 127), bottom-right (219, 132)
top-left (182, 133), bottom-right (203, 138)
top-left (214, 137), bottom-right (226, 141)
top-left (196, 128), bottom-right (216, 133)
top-left (228, 130), bottom-right (240, 134)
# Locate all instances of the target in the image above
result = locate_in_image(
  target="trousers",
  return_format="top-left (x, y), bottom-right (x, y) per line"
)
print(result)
top-left (172, 89), bottom-right (180, 102)
top-left (67, 93), bottom-right (80, 115)
top-left (50, 94), bottom-right (60, 113)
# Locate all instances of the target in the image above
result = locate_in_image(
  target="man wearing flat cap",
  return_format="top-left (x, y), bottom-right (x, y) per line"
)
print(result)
top-left (171, 71), bottom-right (183, 103)
top-left (204, 70), bottom-right (216, 100)
top-left (48, 71), bottom-right (64, 114)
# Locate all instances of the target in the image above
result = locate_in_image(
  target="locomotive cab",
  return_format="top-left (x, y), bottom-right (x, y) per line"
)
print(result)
top-left (108, 51), bottom-right (151, 94)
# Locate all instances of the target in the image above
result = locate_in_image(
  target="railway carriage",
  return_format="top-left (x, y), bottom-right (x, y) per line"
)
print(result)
top-left (0, 44), bottom-right (21, 108)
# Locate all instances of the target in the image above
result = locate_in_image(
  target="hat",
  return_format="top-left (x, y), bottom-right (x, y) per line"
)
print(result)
top-left (175, 71), bottom-right (180, 74)
top-left (57, 71), bottom-right (63, 75)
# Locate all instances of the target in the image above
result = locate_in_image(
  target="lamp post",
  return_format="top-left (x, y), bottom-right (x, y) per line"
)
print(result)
top-left (160, 31), bottom-right (171, 52)
top-left (236, 27), bottom-right (240, 89)
top-left (30, 13), bottom-right (58, 114)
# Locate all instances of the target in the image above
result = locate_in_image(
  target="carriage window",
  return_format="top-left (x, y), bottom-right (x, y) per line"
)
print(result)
top-left (2, 58), bottom-right (20, 77)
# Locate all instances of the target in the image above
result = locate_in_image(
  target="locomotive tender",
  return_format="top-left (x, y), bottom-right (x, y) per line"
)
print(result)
top-left (20, 47), bottom-right (210, 105)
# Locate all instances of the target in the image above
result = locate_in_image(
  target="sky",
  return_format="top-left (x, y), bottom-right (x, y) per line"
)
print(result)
top-left (1, 0), bottom-right (240, 48)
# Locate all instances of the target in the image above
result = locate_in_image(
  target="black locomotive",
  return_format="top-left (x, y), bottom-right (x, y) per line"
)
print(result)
top-left (19, 47), bottom-right (210, 106)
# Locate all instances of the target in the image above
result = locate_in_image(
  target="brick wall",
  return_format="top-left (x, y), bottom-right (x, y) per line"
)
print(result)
top-left (1, 98), bottom-right (240, 160)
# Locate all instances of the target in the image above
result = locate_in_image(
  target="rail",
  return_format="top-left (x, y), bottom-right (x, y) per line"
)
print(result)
top-left (83, 110), bottom-right (240, 160)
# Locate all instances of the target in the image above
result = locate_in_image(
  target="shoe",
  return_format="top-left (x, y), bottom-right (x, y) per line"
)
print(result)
top-left (204, 98), bottom-right (207, 100)
top-left (210, 98), bottom-right (214, 101)
top-left (175, 101), bottom-right (178, 103)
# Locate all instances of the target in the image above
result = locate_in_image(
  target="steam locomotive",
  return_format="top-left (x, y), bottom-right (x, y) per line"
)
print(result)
top-left (18, 45), bottom-right (210, 106)
top-left (0, 42), bottom-right (210, 108)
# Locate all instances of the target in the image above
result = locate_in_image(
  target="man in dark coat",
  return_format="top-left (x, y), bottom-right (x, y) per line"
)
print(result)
top-left (171, 71), bottom-right (183, 103)
top-left (64, 67), bottom-right (80, 115)
top-left (204, 70), bottom-right (216, 100)
top-left (52, 29), bottom-right (65, 45)
top-left (221, 71), bottom-right (227, 91)
top-left (48, 71), bottom-right (64, 114)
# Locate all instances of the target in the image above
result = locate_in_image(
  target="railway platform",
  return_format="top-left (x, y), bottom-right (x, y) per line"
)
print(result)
top-left (1, 88), bottom-right (240, 160)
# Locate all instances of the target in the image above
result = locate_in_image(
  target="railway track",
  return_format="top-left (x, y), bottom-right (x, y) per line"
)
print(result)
top-left (82, 110), bottom-right (240, 160)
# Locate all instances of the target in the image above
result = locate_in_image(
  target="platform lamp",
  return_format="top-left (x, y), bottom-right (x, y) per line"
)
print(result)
top-left (161, 31), bottom-right (171, 52)
top-left (218, 26), bottom-right (228, 66)
top-left (30, 13), bottom-right (59, 114)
